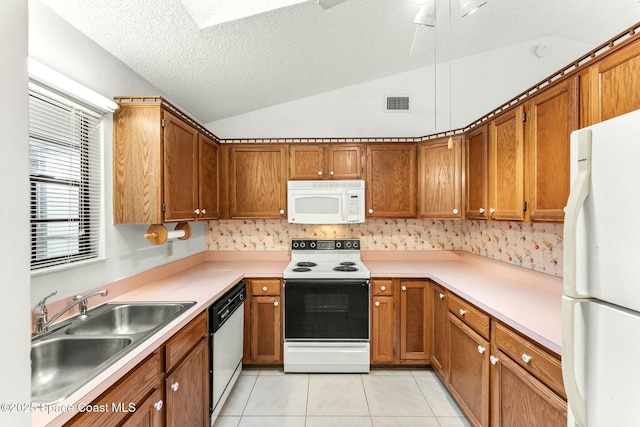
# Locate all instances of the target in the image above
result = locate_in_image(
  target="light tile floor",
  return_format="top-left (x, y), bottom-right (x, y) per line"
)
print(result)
top-left (213, 369), bottom-right (471, 427)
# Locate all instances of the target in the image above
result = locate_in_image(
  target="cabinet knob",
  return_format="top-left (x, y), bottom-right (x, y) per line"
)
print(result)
top-left (154, 400), bottom-right (163, 411)
top-left (329, 171), bottom-right (335, 176)
top-left (479, 208), bottom-right (485, 214)
top-left (452, 208), bottom-right (459, 215)
top-left (477, 345), bottom-right (486, 354)
top-left (368, 208), bottom-right (374, 214)
top-left (401, 285), bottom-right (407, 291)
top-left (274, 301), bottom-right (279, 307)
top-left (194, 208), bottom-right (200, 214)
top-left (380, 285), bottom-right (386, 291)
top-left (171, 382), bottom-right (179, 392)
top-left (201, 208), bottom-right (207, 214)
top-left (262, 286), bottom-right (268, 291)
top-left (489, 208), bottom-right (495, 215)
top-left (439, 293), bottom-right (445, 299)
top-left (318, 170), bottom-right (323, 176)
top-left (522, 353), bottom-right (532, 364)
top-left (459, 309), bottom-right (467, 316)
top-left (490, 355), bottom-right (499, 365)
top-left (375, 301), bottom-right (380, 307)
top-left (279, 209), bottom-right (285, 215)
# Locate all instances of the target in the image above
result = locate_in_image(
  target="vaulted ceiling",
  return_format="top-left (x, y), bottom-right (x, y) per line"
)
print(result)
top-left (41, 0), bottom-right (640, 123)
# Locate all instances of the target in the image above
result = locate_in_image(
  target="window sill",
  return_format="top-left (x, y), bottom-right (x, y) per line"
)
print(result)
top-left (30, 257), bottom-right (108, 277)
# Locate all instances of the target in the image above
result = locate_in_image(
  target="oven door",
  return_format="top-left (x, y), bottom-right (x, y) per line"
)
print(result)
top-left (284, 279), bottom-right (370, 341)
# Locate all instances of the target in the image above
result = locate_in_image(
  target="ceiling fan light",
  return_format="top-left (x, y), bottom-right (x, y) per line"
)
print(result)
top-left (460, 0), bottom-right (487, 17)
top-left (414, 4), bottom-right (435, 27)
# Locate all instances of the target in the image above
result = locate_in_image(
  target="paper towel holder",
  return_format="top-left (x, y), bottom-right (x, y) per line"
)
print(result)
top-left (143, 222), bottom-right (192, 245)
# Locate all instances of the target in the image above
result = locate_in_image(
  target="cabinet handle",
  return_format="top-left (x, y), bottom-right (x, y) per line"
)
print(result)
top-left (262, 286), bottom-right (268, 291)
top-left (375, 301), bottom-right (380, 307)
top-left (171, 382), bottom-right (179, 392)
top-left (477, 345), bottom-right (486, 354)
top-left (194, 208), bottom-right (200, 214)
top-left (201, 208), bottom-right (207, 214)
top-left (329, 171), bottom-right (335, 176)
top-left (490, 355), bottom-right (499, 365)
top-left (279, 209), bottom-right (285, 215)
top-left (154, 400), bottom-right (163, 411)
top-left (452, 208), bottom-right (459, 215)
top-left (380, 285), bottom-right (386, 291)
top-left (318, 170), bottom-right (323, 176)
top-left (439, 293), bottom-right (445, 299)
top-left (401, 285), bottom-right (407, 291)
top-left (479, 208), bottom-right (485, 214)
top-left (274, 301), bottom-right (279, 307)
top-left (459, 309), bottom-right (467, 316)
top-left (368, 208), bottom-right (374, 214)
top-left (522, 353), bottom-right (532, 363)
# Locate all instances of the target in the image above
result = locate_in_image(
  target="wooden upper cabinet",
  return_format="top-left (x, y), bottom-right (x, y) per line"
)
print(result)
top-left (488, 106), bottom-right (525, 221)
top-left (525, 78), bottom-right (578, 222)
top-left (418, 137), bottom-right (462, 219)
top-left (465, 126), bottom-right (489, 220)
top-left (229, 144), bottom-right (288, 218)
top-left (112, 99), bottom-right (219, 224)
top-left (585, 41), bottom-right (640, 126)
top-left (366, 143), bottom-right (417, 218)
top-left (289, 144), bottom-right (363, 180)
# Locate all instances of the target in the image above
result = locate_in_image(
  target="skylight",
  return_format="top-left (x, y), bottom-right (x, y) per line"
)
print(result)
top-left (180, 0), bottom-right (309, 28)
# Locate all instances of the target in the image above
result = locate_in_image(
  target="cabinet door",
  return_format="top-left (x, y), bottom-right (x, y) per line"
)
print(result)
top-left (431, 284), bottom-right (448, 379)
top-left (418, 137), bottom-right (462, 219)
top-left (119, 388), bottom-right (163, 427)
top-left (327, 144), bottom-right (363, 179)
top-left (488, 106), bottom-right (525, 221)
top-left (465, 125), bottom-right (489, 220)
top-left (399, 280), bottom-right (431, 360)
top-left (198, 134), bottom-right (219, 220)
top-left (526, 78), bottom-right (578, 222)
top-left (366, 144), bottom-right (417, 218)
top-left (165, 338), bottom-right (209, 427)
top-left (250, 295), bottom-right (282, 363)
top-left (163, 111), bottom-right (199, 222)
top-left (289, 145), bottom-right (324, 179)
top-left (229, 145), bottom-right (287, 218)
top-left (491, 349), bottom-right (567, 427)
top-left (371, 295), bottom-right (396, 364)
top-left (448, 313), bottom-right (490, 427)
top-left (586, 41), bottom-right (640, 125)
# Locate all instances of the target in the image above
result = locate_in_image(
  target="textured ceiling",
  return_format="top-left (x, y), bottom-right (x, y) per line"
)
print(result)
top-left (41, 0), bottom-right (640, 123)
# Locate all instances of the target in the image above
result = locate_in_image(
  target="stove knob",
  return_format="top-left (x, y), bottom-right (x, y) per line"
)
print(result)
top-left (346, 241), bottom-right (352, 248)
top-left (335, 241), bottom-right (342, 249)
top-left (352, 241), bottom-right (359, 249)
top-left (310, 241), bottom-right (316, 249)
top-left (293, 241), bottom-right (299, 248)
top-left (300, 242), bottom-right (306, 248)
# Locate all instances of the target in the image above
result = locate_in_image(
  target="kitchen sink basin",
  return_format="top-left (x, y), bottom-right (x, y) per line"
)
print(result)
top-left (65, 302), bottom-right (195, 336)
top-left (31, 337), bottom-right (132, 403)
top-left (31, 300), bottom-right (196, 403)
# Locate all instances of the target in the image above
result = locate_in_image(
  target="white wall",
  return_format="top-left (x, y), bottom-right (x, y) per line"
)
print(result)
top-left (0, 1), bottom-right (30, 426)
top-left (29, 0), bottom-right (205, 306)
top-left (208, 36), bottom-right (591, 139)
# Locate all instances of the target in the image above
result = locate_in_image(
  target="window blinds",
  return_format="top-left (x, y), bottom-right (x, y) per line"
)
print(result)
top-left (29, 84), bottom-right (102, 270)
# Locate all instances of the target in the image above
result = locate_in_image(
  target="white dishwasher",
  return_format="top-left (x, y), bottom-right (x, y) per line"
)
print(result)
top-left (208, 280), bottom-right (246, 423)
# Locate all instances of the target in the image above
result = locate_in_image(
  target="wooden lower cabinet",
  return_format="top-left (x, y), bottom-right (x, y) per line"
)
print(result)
top-left (491, 348), bottom-right (567, 427)
top-left (448, 313), bottom-right (490, 427)
top-left (244, 278), bottom-right (282, 365)
top-left (120, 388), bottom-right (163, 427)
top-left (431, 283), bottom-right (448, 379)
top-left (371, 294), bottom-right (395, 363)
top-left (399, 280), bottom-right (431, 360)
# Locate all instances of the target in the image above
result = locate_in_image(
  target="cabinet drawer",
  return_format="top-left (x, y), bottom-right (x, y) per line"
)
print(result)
top-left (372, 279), bottom-right (394, 296)
top-left (251, 279), bottom-right (281, 296)
top-left (165, 312), bottom-right (207, 373)
top-left (448, 293), bottom-right (490, 340)
top-left (494, 322), bottom-right (565, 398)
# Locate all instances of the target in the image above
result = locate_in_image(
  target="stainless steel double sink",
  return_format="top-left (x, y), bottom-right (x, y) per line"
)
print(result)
top-left (31, 301), bottom-right (196, 404)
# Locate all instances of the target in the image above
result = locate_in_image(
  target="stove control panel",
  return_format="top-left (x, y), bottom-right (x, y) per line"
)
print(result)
top-left (291, 239), bottom-right (360, 250)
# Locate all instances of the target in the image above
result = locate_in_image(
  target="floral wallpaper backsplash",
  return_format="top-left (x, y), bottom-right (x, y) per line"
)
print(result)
top-left (206, 219), bottom-right (564, 277)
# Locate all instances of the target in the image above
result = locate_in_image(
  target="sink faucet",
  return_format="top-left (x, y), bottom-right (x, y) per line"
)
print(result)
top-left (33, 289), bottom-right (109, 335)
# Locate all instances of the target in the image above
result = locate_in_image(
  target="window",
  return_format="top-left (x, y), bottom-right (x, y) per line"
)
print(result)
top-left (29, 85), bottom-right (102, 270)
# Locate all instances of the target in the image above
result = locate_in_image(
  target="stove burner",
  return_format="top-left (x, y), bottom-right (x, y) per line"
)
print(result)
top-left (333, 266), bottom-right (358, 272)
top-left (296, 262), bottom-right (317, 267)
top-left (292, 267), bottom-right (312, 272)
top-left (339, 261), bottom-right (356, 266)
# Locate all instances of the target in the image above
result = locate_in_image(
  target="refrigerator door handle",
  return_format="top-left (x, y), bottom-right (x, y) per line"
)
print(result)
top-left (563, 129), bottom-right (592, 299)
top-left (562, 296), bottom-right (587, 427)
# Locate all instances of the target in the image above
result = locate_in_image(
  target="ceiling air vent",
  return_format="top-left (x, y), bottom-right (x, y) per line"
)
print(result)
top-left (385, 95), bottom-right (411, 113)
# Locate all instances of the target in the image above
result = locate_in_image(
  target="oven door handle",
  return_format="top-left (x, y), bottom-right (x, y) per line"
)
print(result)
top-left (284, 279), bottom-right (370, 287)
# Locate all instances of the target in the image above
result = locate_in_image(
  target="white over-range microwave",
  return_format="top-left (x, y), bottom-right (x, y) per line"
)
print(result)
top-left (287, 180), bottom-right (365, 224)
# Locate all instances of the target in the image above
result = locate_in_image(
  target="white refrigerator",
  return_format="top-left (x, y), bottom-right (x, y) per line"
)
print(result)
top-left (563, 108), bottom-right (640, 427)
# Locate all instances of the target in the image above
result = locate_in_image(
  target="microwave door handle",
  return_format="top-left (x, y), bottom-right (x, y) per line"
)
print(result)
top-left (342, 193), bottom-right (348, 222)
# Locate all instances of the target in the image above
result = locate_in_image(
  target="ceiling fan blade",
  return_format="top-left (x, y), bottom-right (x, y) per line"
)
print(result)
top-left (317, 0), bottom-right (348, 9)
